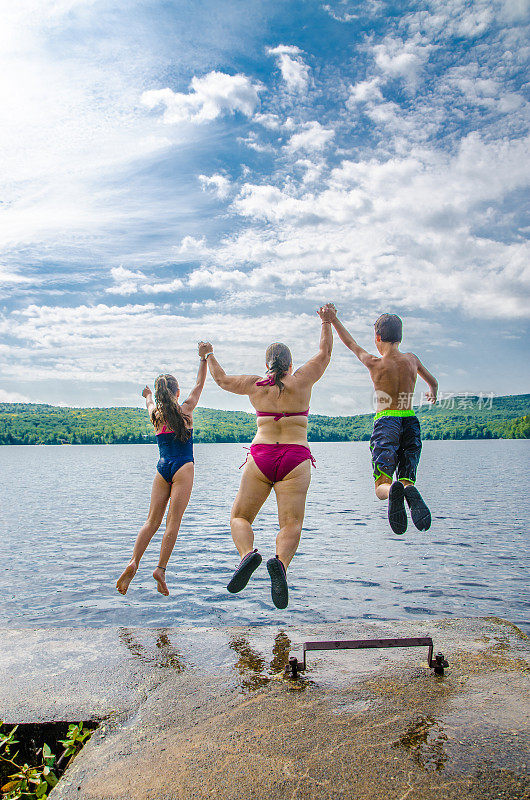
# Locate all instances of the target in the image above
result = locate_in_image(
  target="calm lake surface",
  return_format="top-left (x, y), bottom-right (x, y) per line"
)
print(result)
top-left (0, 441), bottom-right (528, 632)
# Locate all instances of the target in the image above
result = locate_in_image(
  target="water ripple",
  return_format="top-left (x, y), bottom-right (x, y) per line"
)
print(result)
top-left (0, 440), bottom-right (529, 633)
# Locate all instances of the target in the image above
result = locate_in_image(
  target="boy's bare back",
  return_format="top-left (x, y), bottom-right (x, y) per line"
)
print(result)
top-left (367, 350), bottom-right (421, 410)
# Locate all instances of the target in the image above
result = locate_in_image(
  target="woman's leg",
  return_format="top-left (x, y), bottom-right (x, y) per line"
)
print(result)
top-left (153, 462), bottom-right (194, 596)
top-left (230, 458), bottom-right (273, 558)
top-left (273, 461), bottom-right (311, 568)
top-left (116, 472), bottom-right (171, 594)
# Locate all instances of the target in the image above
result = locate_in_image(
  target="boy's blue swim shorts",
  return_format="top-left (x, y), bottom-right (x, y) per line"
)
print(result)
top-left (370, 411), bottom-right (422, 483)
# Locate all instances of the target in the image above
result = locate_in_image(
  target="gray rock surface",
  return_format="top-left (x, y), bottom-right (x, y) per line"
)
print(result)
top-left (2, 618), bottom-right (529, 799)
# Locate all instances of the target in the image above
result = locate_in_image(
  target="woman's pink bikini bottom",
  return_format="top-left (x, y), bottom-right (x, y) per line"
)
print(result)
top-left (247, 443), bottom-right (316, 484)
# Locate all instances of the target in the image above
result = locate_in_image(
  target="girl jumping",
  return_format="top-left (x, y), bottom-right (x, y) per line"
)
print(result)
top-left (116, 351), bottom-right (207, 596)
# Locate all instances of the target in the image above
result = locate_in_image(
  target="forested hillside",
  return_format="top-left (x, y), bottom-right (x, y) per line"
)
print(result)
top-left (0, 395), bottom-right (528, 445)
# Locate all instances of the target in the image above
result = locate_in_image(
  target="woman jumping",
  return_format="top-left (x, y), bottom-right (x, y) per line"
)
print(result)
top-left (116, 351), bottom-right (207, 597)
top-left (198, 310), bottom-right (333, 609)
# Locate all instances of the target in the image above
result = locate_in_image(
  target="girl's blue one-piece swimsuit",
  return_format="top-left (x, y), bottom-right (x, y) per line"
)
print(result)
top-left (156, 425), bottom-right (194, 483)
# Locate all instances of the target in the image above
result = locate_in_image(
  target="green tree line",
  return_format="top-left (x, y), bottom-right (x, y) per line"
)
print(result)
top-left (0, 395), bottom-right (528, 445)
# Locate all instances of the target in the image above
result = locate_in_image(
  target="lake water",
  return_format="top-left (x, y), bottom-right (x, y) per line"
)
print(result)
top-left (0, 441), bottom-right (528, 632)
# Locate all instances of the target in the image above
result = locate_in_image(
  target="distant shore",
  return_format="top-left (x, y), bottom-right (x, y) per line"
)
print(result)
top-left (0, 395), bottom-right (528, 445)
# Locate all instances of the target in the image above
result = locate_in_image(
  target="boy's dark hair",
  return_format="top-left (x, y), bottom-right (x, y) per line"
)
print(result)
top-left (374, 314), bottom-right (402, 343)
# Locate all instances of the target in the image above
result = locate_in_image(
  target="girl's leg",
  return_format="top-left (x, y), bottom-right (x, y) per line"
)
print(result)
top-left (116, 472), bottom-right (171, 595)
top-left (230, 458), bottom-right (273, 558)
top-left (153, 462), bottom-right (194, 596)
top-left (273, 461), bottom-right (311, 568)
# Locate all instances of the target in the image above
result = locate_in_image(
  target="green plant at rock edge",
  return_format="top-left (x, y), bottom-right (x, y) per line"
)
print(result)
top-left (0, 721), bottom-right (94, 799)
top-left (0, 724), bottom-right (58, 800)
top-left (57, 724), bottom-right (93, 769)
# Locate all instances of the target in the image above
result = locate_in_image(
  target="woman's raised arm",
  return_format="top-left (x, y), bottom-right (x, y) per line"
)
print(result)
top-left (293, 310), bottom-right (333, 385)
top-left (200, 342), bottom-right (259, 396)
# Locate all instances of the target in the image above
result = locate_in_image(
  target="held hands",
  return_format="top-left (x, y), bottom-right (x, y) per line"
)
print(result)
top-left (142, 386), bottom-right (152, 399)
top-left (198, 341), bottom-right (213, 359)
top-left (318, 302), bottom-right (337, 323)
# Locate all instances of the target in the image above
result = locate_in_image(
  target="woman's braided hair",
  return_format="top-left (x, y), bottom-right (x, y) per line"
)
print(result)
top-left (151, 374), bottom-right (191, 442)
top-left (265, 342), bottom-right (292, 394)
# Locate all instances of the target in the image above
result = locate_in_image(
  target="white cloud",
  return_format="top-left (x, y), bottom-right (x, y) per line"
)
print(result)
top-left (0, 264), bottom-right (31, 285)
top-left (286, 121), bottom-right (335, 152)
top-left (198, 173), bottom-right (231, 199)
top-left (237, 132), bottom-right (275, 153)
top-left (106, 266), bottom-right (148, 296)
top-left (402, 0), bottom-right (495, 39)
top-left (267, 45), bottom-right (310, 93)
top-left (141, 71), bottom-right (262, 124)
top-left (373, 35), bottom-right (433, 83)
top-left (0, 388), bottom-right (31, 403)
top-left (106, 266), bottom-right (184, 296)
top-left (499, 0), bottom-right (530, 23)
top-left (254, 112), bottom-right (282, 129)
top-left (347, 78), bottom-right (383, 106)
top-left (177, 236), bottom-right (209, 257)
top-left (321, 4), bottom-right (358, 23)
top-left (448, 70), bottom-right (526, 113)
top-left (143, 277), bottom-right (184, 295)
top-left (296, 158), bottom-right (326, 184)
top-left (217, 132), bottom-right (530, 318)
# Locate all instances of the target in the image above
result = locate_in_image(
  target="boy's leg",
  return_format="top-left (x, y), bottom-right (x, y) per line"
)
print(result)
top-left (370, 418), bottom-right (407, 534)
top-left (375, 475), bottom-right (392, 500)
top-left (370, 417), bottom-right (399, 499)
top-left (397, 418), bottom-right (431, 531)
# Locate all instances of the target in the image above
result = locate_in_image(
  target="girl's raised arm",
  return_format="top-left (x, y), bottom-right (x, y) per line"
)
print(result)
top-left (181, 346), bottom-right (209, 412)
top-left (142, 385), bottom-right (156, 415)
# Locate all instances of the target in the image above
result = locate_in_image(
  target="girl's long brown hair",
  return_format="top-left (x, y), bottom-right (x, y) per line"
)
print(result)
top-left (265, 342), bottom-right (292, 393)
top-left (150, 374), bottom-right (191, 442)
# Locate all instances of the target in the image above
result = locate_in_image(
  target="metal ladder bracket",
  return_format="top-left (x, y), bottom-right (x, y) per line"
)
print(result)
top-left (285, 636), bottom-right (449, 679)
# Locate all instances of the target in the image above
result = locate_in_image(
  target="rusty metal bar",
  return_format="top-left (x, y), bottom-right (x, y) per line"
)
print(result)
top-left (286, 635), bottom-right (447, 677)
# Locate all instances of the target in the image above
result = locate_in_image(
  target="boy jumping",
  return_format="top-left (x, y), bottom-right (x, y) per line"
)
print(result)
top-left (322, 305), bottom-right (438, 535)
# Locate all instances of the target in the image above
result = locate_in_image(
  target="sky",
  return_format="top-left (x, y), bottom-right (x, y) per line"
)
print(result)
top-left (0, 0), bottom-right (529, 415)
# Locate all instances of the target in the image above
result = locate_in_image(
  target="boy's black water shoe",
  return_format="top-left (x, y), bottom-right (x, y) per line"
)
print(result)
top-left (404, 485), bottom-right (432, 531)
top-left (388, 481), bottom-right (407, 535)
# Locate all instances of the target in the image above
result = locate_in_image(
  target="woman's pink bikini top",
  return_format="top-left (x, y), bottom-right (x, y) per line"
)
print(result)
top-left (255, 375), bottom-right (309, 422)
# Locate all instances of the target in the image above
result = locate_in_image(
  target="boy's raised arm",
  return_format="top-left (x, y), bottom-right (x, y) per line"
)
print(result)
top-left (415, 356), bottom-right (438, 404)
top-left (325, 304), bottom-right (377, 369)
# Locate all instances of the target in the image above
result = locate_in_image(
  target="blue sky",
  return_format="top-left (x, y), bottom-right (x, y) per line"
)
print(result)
top-left (1, 0), bottom-right (529, 414)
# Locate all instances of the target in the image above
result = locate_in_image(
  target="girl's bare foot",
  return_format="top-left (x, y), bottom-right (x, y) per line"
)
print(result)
top-left (153, 567), bottom-right (169, 596)
top-left (116, 561), bottom-right (137, 595)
